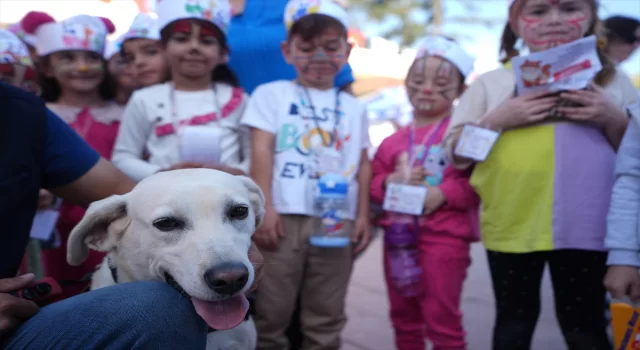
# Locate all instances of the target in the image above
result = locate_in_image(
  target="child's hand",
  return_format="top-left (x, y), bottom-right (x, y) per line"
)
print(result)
top-left (483, 91), bottom-right (559, 130)
top-left (386, 152), bottom-right (425, 186)
top-left (253, 206), bottom-right (284, 251)
top-left (423, 185), bottom-right (446, 215)
top-left (352, 215), bottom-right (371, 255)
top-left (604, 266), bottom-right (640, 302)
top-left (558, 83), bottom-right (628, 129)
top-left (38, 189), bottom-right (55, 210)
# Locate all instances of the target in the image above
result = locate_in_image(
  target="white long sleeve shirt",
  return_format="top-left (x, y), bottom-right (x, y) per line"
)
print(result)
top-left (112, 82), bottom-right (250, 182)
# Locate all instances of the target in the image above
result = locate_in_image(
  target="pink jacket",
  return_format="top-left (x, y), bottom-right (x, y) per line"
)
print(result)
top-left (370, 121), bottom-right (480, 243)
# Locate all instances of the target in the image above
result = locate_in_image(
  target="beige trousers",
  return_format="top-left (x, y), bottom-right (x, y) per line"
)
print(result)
top-left (254, 215), bottom-right (354, 350)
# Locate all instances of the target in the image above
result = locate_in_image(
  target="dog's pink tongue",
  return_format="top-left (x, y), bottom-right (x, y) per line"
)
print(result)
top-left (191, 295), bottom-right (249, 330)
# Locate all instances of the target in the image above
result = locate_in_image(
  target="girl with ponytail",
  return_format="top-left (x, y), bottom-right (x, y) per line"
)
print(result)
top-left (443, 0), bottom-right (638, 348)
top-left (23, 12), bottom-right (123, 300)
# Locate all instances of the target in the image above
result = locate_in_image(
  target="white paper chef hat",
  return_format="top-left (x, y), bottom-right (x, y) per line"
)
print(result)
top-left (284, 0), bottom-right (349, 30)
top-left (508, 0), bottom-right (598, 7)
top-left (23, 12), bottom-right (116, 57)
top-left (0, 29), bottom-right (34, 67)
top-left (415, 36), bottom-right (475, 78)
top-left (156, 0), bottom-right (233, 34)
top-left (122, 13), bottom-right (161, 43)
top-left (8, 19), bottom-right (37, 48)
top-left (104, 36), bottom-right (124, 60)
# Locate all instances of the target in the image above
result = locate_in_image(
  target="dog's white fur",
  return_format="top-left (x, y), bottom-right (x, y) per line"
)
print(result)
top-left (67, 169), bottom-right (264, 350)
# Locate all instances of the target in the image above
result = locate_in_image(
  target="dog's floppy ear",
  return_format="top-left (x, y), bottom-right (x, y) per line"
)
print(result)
top-left (238, 176), bottom-right (265, 229)
top-left (67, 194), bottom-right (131, 266)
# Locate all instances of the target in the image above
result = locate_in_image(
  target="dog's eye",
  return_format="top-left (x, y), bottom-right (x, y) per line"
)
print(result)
top-left (228, 205), bottom-right (249, 220)
top-left (153, 217), bottom-right (184, 231)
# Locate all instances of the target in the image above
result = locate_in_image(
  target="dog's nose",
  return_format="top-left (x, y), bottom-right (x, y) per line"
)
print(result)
top-left (203, 263), bottom-right (249, 295)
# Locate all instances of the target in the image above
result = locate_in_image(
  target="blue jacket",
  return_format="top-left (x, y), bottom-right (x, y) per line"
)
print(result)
top-left (607, 117), bottom-right (640, 267)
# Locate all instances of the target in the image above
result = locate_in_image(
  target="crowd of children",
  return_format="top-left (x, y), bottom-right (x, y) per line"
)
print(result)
top-left (1, 0), bottom-right (639, 349)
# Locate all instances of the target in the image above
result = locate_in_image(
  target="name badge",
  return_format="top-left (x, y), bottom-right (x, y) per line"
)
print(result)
top-left (179, 126), bottom-right (222, 166)
top-left (383, 183), bottom-right (427, 216)
top-left (454, 124), bottom-right (500, 162)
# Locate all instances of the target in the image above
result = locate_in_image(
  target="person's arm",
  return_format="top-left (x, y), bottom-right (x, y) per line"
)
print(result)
top-left (370, 138), bottom-right (394, 205)
top-left (443, 77), bottom-right (490, 169)
top-left (356, 149), bottom-right (371, 219)
top-left (41, 109), bottom-right (136, 207)
top-left (241, 84), bottom-right (278, 205)
top-left (606, 120), bottom-right (640, 267)
top-left (111, 94), bottom-right (161, 182)
top-left (438, 166), bottom-right (479, 210)
top-left (250, 129), bottom-right (275, 206)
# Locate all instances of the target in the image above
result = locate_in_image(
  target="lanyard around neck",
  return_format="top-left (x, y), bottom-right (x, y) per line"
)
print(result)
top-left (407, 116), bottom-right (450, 167)
top-left (296, 83), bottom-right (342, 148)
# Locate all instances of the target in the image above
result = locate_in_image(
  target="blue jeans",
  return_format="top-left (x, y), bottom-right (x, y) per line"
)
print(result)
top-left (4, 281), bottom-right (208, 349)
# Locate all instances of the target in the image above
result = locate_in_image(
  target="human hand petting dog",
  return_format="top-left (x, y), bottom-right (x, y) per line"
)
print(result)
top-left (0, 274), bottom-right (39, 337)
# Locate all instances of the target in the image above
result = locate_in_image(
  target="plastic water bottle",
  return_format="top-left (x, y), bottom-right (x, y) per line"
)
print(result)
top-left (385, 214), bottom-right (422, 297)
top-left (310, 173), bottom-right (351, 248)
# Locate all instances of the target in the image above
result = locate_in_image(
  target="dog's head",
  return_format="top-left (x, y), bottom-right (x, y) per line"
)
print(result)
top-left (67, 169), bottom-right (265, 330)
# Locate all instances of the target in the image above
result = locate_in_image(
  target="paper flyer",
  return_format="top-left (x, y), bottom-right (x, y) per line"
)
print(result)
top-left (179, 126), bottom-right (221, 166)
top-left (512, 35), bottom-right (602, 96)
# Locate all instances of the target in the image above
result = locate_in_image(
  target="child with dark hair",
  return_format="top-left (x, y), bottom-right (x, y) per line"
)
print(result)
top-left (372, 36), bottom-right (478, 350)
top-left (443, 0), bottom-right (638, 349)
top-left (104, 37), bottom-right (136, 106)
top-left (603, 15), bottom-right (640, 64)
top-left (120, 13), bottom-right (169, 88)
top-left (242, 1), bottom-right (371, 348)
top-left (112, 0), bottom-right (250, 181)
top-left (22, 11), bottom-right (122, 300)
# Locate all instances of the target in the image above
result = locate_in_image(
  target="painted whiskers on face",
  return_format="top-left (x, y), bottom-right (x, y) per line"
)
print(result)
top-left (406, 56), bottom-right (460, 114)
top-left (518, 0), bottom-right (592, 51)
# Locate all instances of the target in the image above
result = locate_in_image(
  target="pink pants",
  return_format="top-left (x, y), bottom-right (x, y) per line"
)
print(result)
top-left (384, 237), bottom-right (471, 350)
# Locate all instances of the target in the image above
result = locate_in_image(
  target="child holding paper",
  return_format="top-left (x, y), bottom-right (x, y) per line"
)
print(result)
top-left (112, 0), bottom-right (249, 182)
top-left (443, 0), bottom-right (638, 348)
top-left (120, 13), bottom-right (170, 88)
top-left (242, 1), bottom-right (371, 348)
top-left (370, 36), bottom-right (479, 350)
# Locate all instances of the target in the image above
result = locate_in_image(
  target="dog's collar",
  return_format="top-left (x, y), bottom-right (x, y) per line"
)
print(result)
top-left (106, 256), bottom-right (249, 333)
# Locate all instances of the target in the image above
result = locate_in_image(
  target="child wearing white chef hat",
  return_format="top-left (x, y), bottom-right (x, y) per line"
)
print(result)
top-left (371, 35), bottom-right (479, 350)
top-left (0, 29), bottom-right (39, 95)
top-left (21, 11), bottom-right (126, 302)
top-left (8, 12), bottom-right (42, 63)
top-left (120, 13), bottom-right (169, 88)
top-left (112, 0), bottom-right (250, 180)
top-left (242, 1), bottom-right (372, 348)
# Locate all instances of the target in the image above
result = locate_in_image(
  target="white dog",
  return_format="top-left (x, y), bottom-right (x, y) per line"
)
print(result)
top-left (66, 169), bottom-right (264, 350)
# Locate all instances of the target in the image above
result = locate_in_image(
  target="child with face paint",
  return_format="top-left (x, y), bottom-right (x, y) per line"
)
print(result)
top-left (120, 13), bottom-right (170, 88)
top-left (23, 12), bottom-right (122, 300)
top-left (443, 0), bottom-right (639, 349)
top-left (105, 37), bottom-right (136, 105)
top-left (370, 36), bottom-right (478, 350)
top-left (112, 0), bottom-right (249, 182)
top-left (241, 1), bottom-right (371, 348)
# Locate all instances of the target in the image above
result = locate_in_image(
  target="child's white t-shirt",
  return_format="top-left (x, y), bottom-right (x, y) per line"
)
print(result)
top-left (112, 82), bottom-right (249, 182)
top-left (242, 80), bottom-right (370, 219)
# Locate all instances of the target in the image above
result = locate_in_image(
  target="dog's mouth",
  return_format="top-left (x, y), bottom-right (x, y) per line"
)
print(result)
top-left (163, 272), bottom-right (249, 330)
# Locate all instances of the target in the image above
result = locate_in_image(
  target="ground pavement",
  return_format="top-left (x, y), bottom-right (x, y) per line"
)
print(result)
top-left (342, 235), bottom-right (566, 350)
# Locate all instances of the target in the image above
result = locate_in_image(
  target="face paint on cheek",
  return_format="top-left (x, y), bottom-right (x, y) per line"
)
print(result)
top-left (55, 62), bottom-right (103, 74)
top-left (437, 60), bottom-right (452, 79)
top-left (521, 5), bottom-right (590, 49)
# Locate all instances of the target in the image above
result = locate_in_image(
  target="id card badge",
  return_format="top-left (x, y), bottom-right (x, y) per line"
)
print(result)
top-left (383, 183), bottom-right (428, 216)
top-left (179, 126), bottom-right (222, 166)
top-left (454, 124), bottom-right (500, 162)
top-left (317, 148), bottom-right (343, 175)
